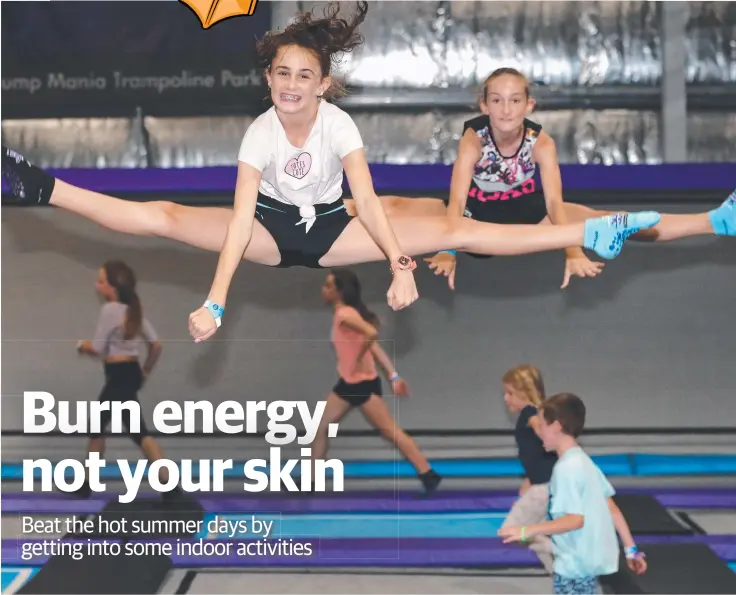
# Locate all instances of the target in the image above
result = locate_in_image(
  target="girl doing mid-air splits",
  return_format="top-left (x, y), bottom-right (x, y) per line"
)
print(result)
top-left (312, 268), bottom-right (442, 495)
top-left (414, 68), bottom-right (736, 290)
top-left (1, 2), bottom-right (660, 340)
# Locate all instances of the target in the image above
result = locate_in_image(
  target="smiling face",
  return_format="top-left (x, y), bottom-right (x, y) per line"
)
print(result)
top-left (481, 72), bottom-right (535, 135)
top-left (536, 411), bottom-right (567, 452)
top-left (265, 44), bottom-right (331, 116)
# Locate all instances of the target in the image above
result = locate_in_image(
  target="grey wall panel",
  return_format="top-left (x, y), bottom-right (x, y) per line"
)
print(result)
top-left (144, 116), bottom-right (257, 168)
top-left (1, 117), bottom-right (146, 168)
top-left (2, 203), bottom-right (735, 463)
top-left (687, 112), bottom-right (736, 163)
top-left (277, 1), bottom-right (663, 88)
top-left (3, 109), bottom-right (735, 167)
top-left (3, 110), bottom-right (664, 167)
top-left (685, 0), bottom-right (736, 84)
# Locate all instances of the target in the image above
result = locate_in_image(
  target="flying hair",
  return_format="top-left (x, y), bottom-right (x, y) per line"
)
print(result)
top-left (256, 1), bottom-right (369, 100)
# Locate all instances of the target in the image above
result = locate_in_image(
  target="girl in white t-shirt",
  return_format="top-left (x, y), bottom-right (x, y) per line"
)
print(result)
top-left (1, 2), bottom-right (660, 342)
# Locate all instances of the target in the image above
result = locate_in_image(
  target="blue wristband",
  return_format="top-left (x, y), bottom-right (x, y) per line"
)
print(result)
top-left (390, 372), bottom-right (400, 382)
top-left (204, 300), bottom-right (224, 328)
top-left (624, 545), bottom-right (639, 558)
top-left (440, 250), bottom-right (456, 256)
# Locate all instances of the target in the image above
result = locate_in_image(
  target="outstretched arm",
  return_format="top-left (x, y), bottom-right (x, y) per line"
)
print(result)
top-left (499, 513), bottom-right (584, 543)
top-left (206, 162), bottom-right (260, 306)
top-left (446, 128), bottom-right (480, 219)
top-left (342, 149), bottom-right (417, 310)
top-left (535, 132), bottom-right (569, 228)
top-left (608, 497), bottom-right (648, 574)
top-left (371, 343), bottom-right (409, 396)
top-left (343, 149), bottom-right (408, 265)
top-left (189, 161), bottom-right (260, 341)
top-left (535, 132), bottom-right (603, 288)
top-left (371, 343), bottom-right (398, 379)
top-left (424, 128), bottom-right (480, 290)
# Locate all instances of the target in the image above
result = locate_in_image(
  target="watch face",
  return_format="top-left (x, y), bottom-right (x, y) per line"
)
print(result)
top-left (397, 256), bottom-right (410, 267)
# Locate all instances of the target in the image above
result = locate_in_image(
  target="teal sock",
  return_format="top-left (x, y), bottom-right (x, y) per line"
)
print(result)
top-left (708, 191), bottom-right (736, 236)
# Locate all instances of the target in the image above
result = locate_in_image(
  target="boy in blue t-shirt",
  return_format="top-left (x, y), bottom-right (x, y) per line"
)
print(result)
top-left (498, 393), bottom-right (647, 594)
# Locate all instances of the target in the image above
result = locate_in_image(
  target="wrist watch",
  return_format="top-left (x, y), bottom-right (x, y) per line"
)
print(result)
top-left (390, 255), bottom-right (416, 274)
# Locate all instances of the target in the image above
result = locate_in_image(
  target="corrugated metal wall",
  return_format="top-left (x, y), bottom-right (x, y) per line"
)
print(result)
top-left (2, 1), bottom-right (734, 166)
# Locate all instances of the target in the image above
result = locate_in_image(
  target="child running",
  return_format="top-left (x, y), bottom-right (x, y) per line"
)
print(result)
top-left (498, 392), bottom-right (647, 594)
top-left (76, 260), bottom-right (180, 500)
top-left (499, 364), bottom-right (557, 572)
top-left (310, 268), bottom-right (442, 495)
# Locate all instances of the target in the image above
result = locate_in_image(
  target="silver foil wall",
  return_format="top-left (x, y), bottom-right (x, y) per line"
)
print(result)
top-left (2, 1), bottom-right (734, 166)
top-left (686, 0), bottom-right (736, 84)
top-left (5, 111), bottom-right (735, 168)
top-left (277, 1), bottom-right (734, 87)
top-left (345, 0), bottom-right (663, 87)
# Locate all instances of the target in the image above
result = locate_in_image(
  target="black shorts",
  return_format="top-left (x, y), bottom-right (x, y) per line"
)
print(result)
top-left (255, 193), bottom-right (354, 268)
top-left (453, 192), bottom-right (548, 259)
top-left (332, 376), bottom-right (383, 407)
top-left (89, 361), bottom-right (149, 445)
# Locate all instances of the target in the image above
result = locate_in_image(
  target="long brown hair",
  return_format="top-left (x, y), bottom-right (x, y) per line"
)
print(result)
top-left (103, 260), bottom-right (142, 340)
top-left (331, 268), bottom-right (380, 329)
top-left (256, 1), bottom-right (369, 100)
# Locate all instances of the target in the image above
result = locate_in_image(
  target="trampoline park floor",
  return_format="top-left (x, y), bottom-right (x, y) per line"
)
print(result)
top-left (3, 455), bottom-right (736, 594)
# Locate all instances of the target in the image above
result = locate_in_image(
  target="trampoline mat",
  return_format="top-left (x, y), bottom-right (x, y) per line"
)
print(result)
top-left (173, 568), bottom-right (553, 595)
top-left (3, 487), bottom-right (736, 594)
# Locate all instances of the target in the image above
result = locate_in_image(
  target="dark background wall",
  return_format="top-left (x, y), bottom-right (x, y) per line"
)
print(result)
top-left (2, 201), bottom-right (734, 462)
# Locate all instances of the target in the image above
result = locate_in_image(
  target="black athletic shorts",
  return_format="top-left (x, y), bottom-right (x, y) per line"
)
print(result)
top-left (451, 191), bottom-right (548, 259)
top-left (89, 361), bottom-right (149, 445)
top-left (332, 376), bottom-right (383, 407)
top-left (255, 193), bottom-right (354, 268)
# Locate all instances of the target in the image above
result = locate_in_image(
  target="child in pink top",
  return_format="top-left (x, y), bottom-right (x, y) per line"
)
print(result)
top-left (332, 302), bottom-right (379, 385)
top-left (312, 268), bottom-right (442, 495)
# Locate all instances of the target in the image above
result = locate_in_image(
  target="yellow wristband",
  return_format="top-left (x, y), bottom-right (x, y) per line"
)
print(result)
top-left (520, 526), bottom-right (527, 542)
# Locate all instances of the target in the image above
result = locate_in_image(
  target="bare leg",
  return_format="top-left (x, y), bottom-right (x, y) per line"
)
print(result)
top-left (47, 179), bottom-right (588, 264)
top-left (321, 208), bottom-right (611, 267)
top-left (4, 149), bottom-right (658, 264)
top-left (139, 436), bottom-right (173, 484)
top-left (364, 196), bottom-right (716, 242)
top-left (311, 393), bottom-right (353, 466)
top-left (48, 180), bottom-right (282, 265)
top-left (87, 437), bottom-right (106, 459)
top-left (547, 202), bottom-right (715, 242)
top-left (344, 195), bottom-right (447, 218)
top-left (359, 395), bottom-right (431, 474)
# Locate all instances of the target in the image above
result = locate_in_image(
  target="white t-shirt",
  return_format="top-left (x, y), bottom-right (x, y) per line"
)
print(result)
top-left (237, 101), bottom-right (364, 231)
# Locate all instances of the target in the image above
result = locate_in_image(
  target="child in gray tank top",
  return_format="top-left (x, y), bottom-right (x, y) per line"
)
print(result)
top-left (75, 260), bottom-right (182, 501)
